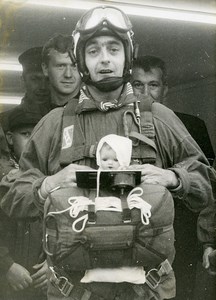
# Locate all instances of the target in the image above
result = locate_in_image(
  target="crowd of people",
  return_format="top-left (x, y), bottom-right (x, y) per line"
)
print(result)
top-left (0, 5), bottom-right (215, 300)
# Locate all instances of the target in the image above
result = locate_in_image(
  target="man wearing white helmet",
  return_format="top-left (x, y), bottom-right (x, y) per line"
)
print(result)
top-left (0, 6), bottom-right (215, 300)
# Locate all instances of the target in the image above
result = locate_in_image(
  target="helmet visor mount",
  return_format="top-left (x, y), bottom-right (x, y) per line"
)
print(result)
top-left (76, 6), bottom-right (132, 35)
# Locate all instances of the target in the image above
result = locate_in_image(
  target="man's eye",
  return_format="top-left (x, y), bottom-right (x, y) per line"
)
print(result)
top-left (21, 132), bottom-right (31, 138)
top-left (110, 47), bottom-right (119, 53)
top-left (56, 64), bottom-right (65, 69)
top-left (89, 49), bottom-right (98, 55)
top-left (149, 83), bottom-right (159, 89)
top-left (133, 82), bottom-right (143, 89)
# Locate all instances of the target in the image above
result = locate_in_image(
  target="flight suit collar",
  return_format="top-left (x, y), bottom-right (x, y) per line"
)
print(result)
top-left (75, 83), bottom-right (136, 114)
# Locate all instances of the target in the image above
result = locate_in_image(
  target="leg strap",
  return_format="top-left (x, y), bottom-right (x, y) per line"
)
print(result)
top-left (49, 266), bottom-right (103, 300)
top-left (133, 259), bottom-right (173, 296)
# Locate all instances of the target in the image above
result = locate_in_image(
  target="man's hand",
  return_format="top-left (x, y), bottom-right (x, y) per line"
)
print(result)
top-left (31, 260), bottom-right (48, 293)
top-left (203, 247), bottom-right (216, 275)
top-left (129, 164), bottom-right (179, 189)
top-left (6, 263), bottom-right (33, 291)
top-left (41, 164), bottom-right (94, 197)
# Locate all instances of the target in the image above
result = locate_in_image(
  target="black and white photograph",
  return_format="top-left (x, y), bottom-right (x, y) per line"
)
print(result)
top-left (0, 1), bottom-right (216, 299)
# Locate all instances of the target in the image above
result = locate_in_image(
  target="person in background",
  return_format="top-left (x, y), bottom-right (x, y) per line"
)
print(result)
top-left (131, 55), bottom-right (215, 165)
top-left (0, 6), bottom-right (215, 300)
top-left (18, 47), bottom-right (51, 112)
top-left (5, 106), bottom-right (44, 167)
top-left (0, 46), bottom-right (51, 133)
top-left (0, 125), bottom-right (11, 181)
top-left (194, 165), bottom-right (216, 300)
top-left (131, 55), bottom-right (215, 300)
top-left (0, 106), bottom-right (47, 300)
top-left (41, 33), bottom-right (82, 108)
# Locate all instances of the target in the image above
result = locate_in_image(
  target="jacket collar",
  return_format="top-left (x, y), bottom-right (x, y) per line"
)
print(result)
top-left (75, 82), bottom-right (136, 114)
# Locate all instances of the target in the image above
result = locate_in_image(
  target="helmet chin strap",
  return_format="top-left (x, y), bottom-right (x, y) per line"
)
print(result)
top-left (85, 75), bottom-right (130, 92)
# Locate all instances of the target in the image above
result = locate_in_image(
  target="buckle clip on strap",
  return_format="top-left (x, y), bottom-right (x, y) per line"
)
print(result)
top-left (49, 266), bottom-right (73, 297)
top-left (146, 259), bottom-right (172, 290)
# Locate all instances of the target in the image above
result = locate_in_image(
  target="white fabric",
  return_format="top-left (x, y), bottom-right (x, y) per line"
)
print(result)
top-left (95, 196), bottom-right (122, 212)
top-left (96, 134), bottom-right (132, 168)
top-left (80, 266), bottom-right (146, 284)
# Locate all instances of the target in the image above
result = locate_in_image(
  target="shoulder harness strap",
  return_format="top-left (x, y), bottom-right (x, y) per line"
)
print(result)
top-left (123, 96), bottom-right (157, 164)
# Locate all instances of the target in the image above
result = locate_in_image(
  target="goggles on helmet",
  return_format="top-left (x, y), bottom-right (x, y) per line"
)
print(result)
top-left (75, 6), bottom-right (132, 35)
top-left (72, 6), bottom-right (137, 90)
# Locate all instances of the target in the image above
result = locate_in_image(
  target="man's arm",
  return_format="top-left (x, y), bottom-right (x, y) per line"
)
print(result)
top-left (145, 103), bottom-right (214, 212)
top-left (197, 167), bottom-right (216, 273)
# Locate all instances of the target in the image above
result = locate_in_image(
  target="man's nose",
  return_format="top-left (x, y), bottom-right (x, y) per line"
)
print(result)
top-left (100, 49), bottom-right (110, 64)
top-left (141, 84), bottom-right (150, 96)
top-left (64, 65), bottom-right (73, 77)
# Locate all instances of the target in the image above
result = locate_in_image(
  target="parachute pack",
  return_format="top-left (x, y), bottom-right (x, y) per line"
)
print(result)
top-left (43, 97), bottom-right (175, 297)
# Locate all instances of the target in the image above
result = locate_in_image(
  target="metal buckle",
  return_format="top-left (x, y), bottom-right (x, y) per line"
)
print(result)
top-left (50, 267), bottom-right (74, 297)
top-left (58, 276), bottom-right (74, 297)
top-left (145, 268), bottom-right (161, 290)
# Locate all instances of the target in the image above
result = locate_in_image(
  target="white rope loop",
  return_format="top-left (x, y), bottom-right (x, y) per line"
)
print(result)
top-left (47, 196), bottom-right (93, 233)
top-left (127, 187), bottom-right (152, 225)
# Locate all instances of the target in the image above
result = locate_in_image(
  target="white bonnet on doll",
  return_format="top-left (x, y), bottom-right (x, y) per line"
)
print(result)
top-left (96, 134), bottom-right (132, 168)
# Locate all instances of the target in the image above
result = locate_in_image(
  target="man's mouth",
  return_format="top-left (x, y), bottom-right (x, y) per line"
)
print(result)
top-left (99, 69), bottom-right (113, 74)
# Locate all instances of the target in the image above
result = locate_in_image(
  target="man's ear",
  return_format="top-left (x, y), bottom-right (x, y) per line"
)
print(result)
top-left (163, 85), bottom-right (168, 97)
top-left (42, 63), bottom-right (49, 77)
top-left (6, 131), bottom-right (13, 147)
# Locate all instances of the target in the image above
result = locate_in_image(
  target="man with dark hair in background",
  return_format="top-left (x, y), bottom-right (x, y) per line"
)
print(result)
top-left (131, 55), bottom-right (215, 300)
top-left (131, 55), bottom-right (215, 165)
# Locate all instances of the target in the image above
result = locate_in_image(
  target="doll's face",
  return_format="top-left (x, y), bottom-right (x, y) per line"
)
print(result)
top-left (99, 143), bottom-right (120, 170)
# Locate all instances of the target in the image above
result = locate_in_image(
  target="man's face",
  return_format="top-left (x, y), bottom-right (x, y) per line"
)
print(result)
top-left (131, 67), bottom-right (168, 102)
top-left (6, 125), bottom-right (34, 160)
top-left (23, 71), bottom-right (50, 104)
top-left (85, 36), bottom-right (125, 82)
top-left (42, 49), bottom-right (81, 96)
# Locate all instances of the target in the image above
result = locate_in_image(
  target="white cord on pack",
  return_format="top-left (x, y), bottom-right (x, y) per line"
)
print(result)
top-left (47, 174), bottom-right (151, 234)
top-left (96, 169), bottom-right (101, 198)
top-left (127, 187), bottom-right (152, 225)
top-left (47, 196), bottom-right (93, 233)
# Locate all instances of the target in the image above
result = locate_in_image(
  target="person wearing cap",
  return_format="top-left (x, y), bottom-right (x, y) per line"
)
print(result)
top-left (5, 106), bottom-right (43, 164)
top-left (41, 33), bottom-right (81, 108)
top-left (0, 6), bottom-right (215, 300)
top-left (0, 106), bottom-right (47, 300)
top-left (0, 46), bottom-right (51, 133)
top-left (18, 46), bottom-right (50, 108)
